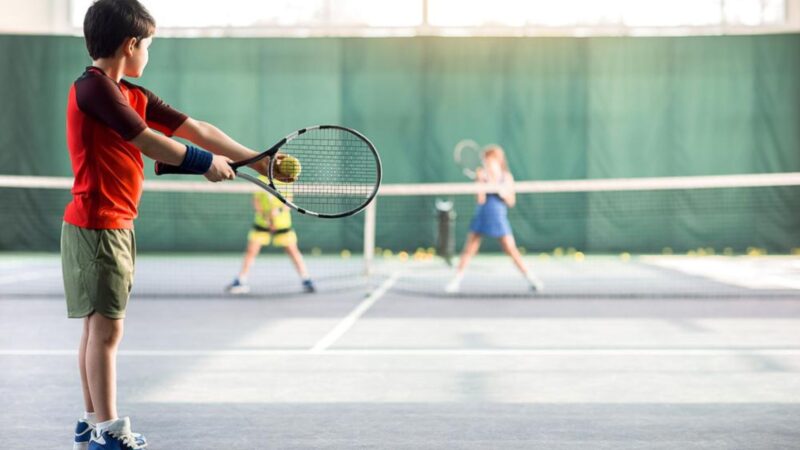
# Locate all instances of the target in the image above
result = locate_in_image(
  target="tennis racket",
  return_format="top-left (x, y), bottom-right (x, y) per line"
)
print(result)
top-left (155, 125), bottom-right (382, 218)
top-left (453, 139), bottom-right (482, 180)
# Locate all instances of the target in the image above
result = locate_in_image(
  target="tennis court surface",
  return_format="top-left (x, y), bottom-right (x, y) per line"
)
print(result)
top-left (4, 5), bottom-right (800, 446)
top-left (2, 247), bottom-right (800, 448)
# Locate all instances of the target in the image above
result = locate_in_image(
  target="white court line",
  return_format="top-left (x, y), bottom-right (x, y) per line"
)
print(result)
top-left (0, 269), bottom-right (61, 285)
top-left (644, 257), bottom-right (800, 290)
top-left (310, 272), bottom-right (399, 352)
top-left (3, 348), bottom-right (800, 357)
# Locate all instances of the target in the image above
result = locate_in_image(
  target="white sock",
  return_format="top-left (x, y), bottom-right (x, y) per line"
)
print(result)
top-left (83, 411), bottom-right (97, 424)
top-left (525, 272), bottom-right (542, 286)
top-left (95, 418), bottom-right (119, 435)
top-left (238, 275), bottom-right (248, 283)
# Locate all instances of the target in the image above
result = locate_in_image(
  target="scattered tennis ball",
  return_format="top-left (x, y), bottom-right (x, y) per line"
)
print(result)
top-left (277, 155), bottom-right (302, 179)
top-left (340, 249), bottom-right (352, 259)
top-left (311, 247), bottom-right (322, 256)
top-left (620, 252), bottom-right (631, 262)
top-left (574, 251), bottom-right (585, 262)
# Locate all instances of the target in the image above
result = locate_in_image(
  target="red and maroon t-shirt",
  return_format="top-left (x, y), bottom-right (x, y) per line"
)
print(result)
top-left (64, 66), bottom-right (187, 229)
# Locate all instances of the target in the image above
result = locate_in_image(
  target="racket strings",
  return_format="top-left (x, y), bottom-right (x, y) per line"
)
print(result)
top-left (454, 140), bottom-right (482, 179)
top-left (275, 128), bottom-right (379, 215)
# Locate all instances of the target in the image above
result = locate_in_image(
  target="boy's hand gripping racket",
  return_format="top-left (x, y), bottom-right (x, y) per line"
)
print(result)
top-left (156, 125), bottom-right (382, 218)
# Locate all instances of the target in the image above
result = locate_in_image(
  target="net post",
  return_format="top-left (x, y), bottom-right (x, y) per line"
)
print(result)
top-left (363, 199), bottom-right (377, 275)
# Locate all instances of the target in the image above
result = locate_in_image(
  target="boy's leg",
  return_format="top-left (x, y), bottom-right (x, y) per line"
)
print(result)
top-left (238, 239), bottom-right (263, 279)
top-left (284, 243), bottom-right (310, 280)
top-left (79, 317), bottom-right (94, 414)
top-left (85, 313), bottom-right (124, 422)
top-left (228, 237), bottom-right (263, 293)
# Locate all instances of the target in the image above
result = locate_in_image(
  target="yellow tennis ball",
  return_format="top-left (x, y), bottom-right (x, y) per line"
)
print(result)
top-left (277, 156), bottom-right (302, 179)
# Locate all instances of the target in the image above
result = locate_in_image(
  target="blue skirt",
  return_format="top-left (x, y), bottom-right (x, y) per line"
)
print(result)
top-left (469, 195), bottom-right (512, 238)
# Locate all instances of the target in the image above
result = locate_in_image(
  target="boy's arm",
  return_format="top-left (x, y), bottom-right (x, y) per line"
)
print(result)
top-left (131, 129), bottom-right (234, 182)
top-left (75, 76), bottom-right (233, 182)
top-left (174, 118), bottom-right (269, 176)
top-left (130, 84), bottom-right (266, 177)
top-left (252, 196), bottom-right (264, 215)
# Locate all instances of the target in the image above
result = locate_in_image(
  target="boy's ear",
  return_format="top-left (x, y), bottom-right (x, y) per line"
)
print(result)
top-left (121, 37), bottom-right (138, 57)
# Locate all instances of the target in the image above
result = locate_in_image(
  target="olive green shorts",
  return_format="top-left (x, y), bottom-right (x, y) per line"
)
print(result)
top-left (61, 222), bottom-right (136, 319)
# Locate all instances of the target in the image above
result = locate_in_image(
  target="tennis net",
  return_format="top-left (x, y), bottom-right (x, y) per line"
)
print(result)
top-left (364, 173), bottom-right (800, 298)
top-left (1, 173), bottom-right (799, 299)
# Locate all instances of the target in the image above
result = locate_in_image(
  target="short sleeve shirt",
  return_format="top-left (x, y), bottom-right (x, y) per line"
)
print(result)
top-left (64, 66), bottom-right (187, 229)
top-left (253, 176), bottom-right (292, 230)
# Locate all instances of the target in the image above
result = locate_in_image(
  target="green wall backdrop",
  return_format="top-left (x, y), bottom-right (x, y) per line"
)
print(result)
top-left (1, 34), bottom-right (799, 253)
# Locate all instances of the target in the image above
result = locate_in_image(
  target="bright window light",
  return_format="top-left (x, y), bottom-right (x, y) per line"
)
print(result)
top-left (70, 0), bottom-right (786, 31)
top-left (71, 0), bottom-right (422, 28)
top-left (329, 0), bottom-right (423, 27)
top-left (428, 0), bottom-right (786, 27)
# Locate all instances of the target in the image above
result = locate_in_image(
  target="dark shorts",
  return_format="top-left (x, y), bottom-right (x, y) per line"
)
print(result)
top-left (61, 222), bottom-right (136, 319)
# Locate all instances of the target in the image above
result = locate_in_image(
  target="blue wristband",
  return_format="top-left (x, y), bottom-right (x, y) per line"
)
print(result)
top-left (179, 145), bottom-right (213, 174)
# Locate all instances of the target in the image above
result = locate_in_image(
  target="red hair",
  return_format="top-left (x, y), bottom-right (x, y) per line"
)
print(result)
top-left (482, 145), bottom-right (510, 176)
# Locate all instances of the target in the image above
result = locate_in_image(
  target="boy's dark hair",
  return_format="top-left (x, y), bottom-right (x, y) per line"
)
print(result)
top-left (84, 0), bottom-right (156, 60)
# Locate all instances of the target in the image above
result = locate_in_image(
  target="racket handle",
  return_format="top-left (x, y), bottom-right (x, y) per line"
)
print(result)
top-left (154, 162), bottom-right (196, 175)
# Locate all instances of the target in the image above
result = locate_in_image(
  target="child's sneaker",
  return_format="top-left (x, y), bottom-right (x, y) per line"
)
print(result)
top-left (302, 279), bottom-right (316, 293)
top-left (74, 419), bottom-right (147, 450)
top-left (89, 417), bottom-right (147, 450)
top-left (73, 419), bottom-right (93, 450)
top-left (526, 273), bottom-right (544, 292)
top-left (226, 277), bottom-right (250, 294)
top-left (444, 275), bottom-right (462, 293)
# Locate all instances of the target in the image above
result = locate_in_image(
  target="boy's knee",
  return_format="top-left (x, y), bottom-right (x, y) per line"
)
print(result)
top-left (89, 315), bottom-right (124, 346)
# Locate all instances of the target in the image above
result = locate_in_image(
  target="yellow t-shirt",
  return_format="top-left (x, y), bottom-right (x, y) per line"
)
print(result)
top-left (253, 177), bottom-right (292, 230)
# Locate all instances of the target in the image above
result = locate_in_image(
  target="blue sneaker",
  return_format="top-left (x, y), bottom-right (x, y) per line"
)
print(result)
top-left (226, 277), bottom-right (250, 294)
top-left (73, 419), bottom-right (93, 450)
top-left (302, 279), bottom-right (316, 293)
top-left (88, 417), bottom-right (147, 450)
top-left (74, 418), bottom-right (147, 450)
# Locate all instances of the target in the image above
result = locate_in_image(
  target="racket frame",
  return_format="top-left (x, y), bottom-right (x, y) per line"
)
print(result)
top-left (157, 124), bottom-right (382, 219)
top-left (453, 139), bottom-right (482, 180)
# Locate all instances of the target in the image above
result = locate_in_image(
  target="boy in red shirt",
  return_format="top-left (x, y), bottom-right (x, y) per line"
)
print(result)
top-left (63, 1), bottom-right (267, 448)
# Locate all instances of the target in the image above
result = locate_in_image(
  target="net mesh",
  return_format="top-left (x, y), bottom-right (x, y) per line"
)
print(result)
top-left (1, 174), bottom-right (799, 299)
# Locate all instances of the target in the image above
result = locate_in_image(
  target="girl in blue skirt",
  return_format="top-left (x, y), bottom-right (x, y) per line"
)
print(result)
top-left (446, 145), bottom-right (544, 293)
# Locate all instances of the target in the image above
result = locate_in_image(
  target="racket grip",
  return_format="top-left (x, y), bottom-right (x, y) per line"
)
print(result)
top-left (154, 162), bottom-right (196, 176)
